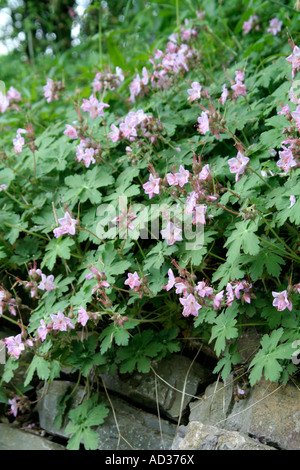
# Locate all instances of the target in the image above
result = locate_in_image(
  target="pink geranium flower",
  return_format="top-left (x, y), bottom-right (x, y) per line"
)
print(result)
top-left (64, 124), bottom-right (78, 139)
top-left (53, 212), bottom-right (78, 238)
top-left (108, 123), bottom-right (120, 142)
top-left (164, 269), bottom-right (175, 291)
top-left (4, 334), bottom-right (25, 359)
top-left (228, 151), bottom-right (250, 182)
top-left (272, 290), bottom-right (293, 312)
top-left (197, 112), bottom-right (210, 134)
top-left (50, 311), bottom-right (75, 331)
top-left (37, 319), bottom-right (48, 342)
top-left (220, 84), bottom-right (228, 104)
top-left (161, 222), bottom-right (183, 245)
top-left (124, 272), bottom-right (142, 290)
top-left (143, 174), bottom-right (160, 199)
top-left (77, 307), bottom-right (90, 326)
top-left (13, 128), bottom-right (26, 153)
top-left (267, 18), bottom-right (282, 36)
top-left (38, 274), bottom-right (55, 292)
top-left (187, 82), bottom-right (201, 102)
top-left (81, 95), bottom-right (110, 119)
top-left (286, 45), bottom-right (300, 78)
top-left (175, 165), bottom-right (189, 187)
top-left (180, 294), bottom-right (201, 317)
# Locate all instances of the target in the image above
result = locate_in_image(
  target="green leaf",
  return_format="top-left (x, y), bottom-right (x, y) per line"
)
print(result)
top-left (249, 329), bottom-right (294, 386)
top-left (42, 237), bottom-right (75, 270)
top-left (63, 167), bottom-right (114, 204)
top-left (24, 356), bottom-right (51, 386)
top-left (2, 358), bottom-right (19, 383)
top-left (209, 307), bottom-right (239, 357)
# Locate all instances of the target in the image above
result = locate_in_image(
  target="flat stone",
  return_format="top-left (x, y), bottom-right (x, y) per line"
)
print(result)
top-left (172, 421), bottom-right (276, 451)
top-left (102, 354), bottom-right (212, 420)
top-left (224, 378), bottom-right (300, 450)
top-left (37, 380), bottom-right (177, 450)
top-left (189, 377), bottom-right (234, 425)
top-left (0, 423), bottom-right (65, 450)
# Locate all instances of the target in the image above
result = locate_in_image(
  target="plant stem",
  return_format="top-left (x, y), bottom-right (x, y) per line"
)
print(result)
top-left (2, 190), bottom-right (31, 209)
top-left (3, 223), bottom-right (48, 241)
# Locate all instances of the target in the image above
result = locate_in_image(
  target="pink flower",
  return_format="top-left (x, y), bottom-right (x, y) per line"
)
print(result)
top-left (185, 191), bottom-right (198, 215)
top-left (286, 45), bottom-right (300, 78)
top-left (108, 123), bottom-right (120, 142)
top-left (161, 222), bottom-right (183, 245)
top-left (231, 81), bottom-right (247, 99)
top-left (267, 18), bottom-right (282, 36)
top-left (276, 147), bottom-right (297, 173)
top-left (195, 281), bottom-right (213, 298)
top-left (77, 306), bottom-right (90, 326)
top-left (81, 95), bottom-right (110, 119)
top-left (291, 105), bottom-right (300, 131)
top-left (197, 112), bottom-right (210, 134)
top-left (226, 283), bottom-right (235, 307)
top-left (13, 128), bottom-right (26, 153)
top-left (180, 294), bottom-right (201, 317)
top-left (242, 15), bottom-right (259, 34)
top-left (38, 274), bottom-right (55, 292)
top-left (8, 397), bottom-right (20, 417)
top-left (213, 290), bottom-right (224, 310)
top-left (235, 71), bottom-right (245, 82)
top-left (164, 269), bottom-right (175, 291)
top-left (0, 91), bottom-right (9, 113)
top-left (198, 164), bottom-right (210, 181)
top-left (175, 282), bottom-right (188, 295)
top-left (187, 82), bottom-right (201, 102)
top-left (166, 173), bottom-right (178, 186)
top-left (7, 86), bottom-right (21, 102)
top-left (37, 319), bottom-right (48, 342)
top-left (272, 290), bottom-right (293, 312)
top-left (228, 151), bottom-right (250, 182)
top-left (220, 84), bottom-right (228, 104)
top-left (64, 124), bottom-right (78, 139)
top-left (278, 104), bottom-right (290, 115)
top-left (50, 311), bottom-right (75, 331)
top-left (4, 334), bottom-right (25, 359)
top-left (175, 165), bottom-right (189, 187)
top-left (194, 205), bottom-right (207, 225)
top-left (43, 78), bottom-right (60, 103)
top-left (129, 75), bottom-right (142, 102)
top-left (0, 184), bottom-right (7, 192)
top-left (143, 174), bottom-right (160, 199)
top-left (53, 212), bottom-right (78, 238)
top-left (124, 272), bottom-right (142, 290)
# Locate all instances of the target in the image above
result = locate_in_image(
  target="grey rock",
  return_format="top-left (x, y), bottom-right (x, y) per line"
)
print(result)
top-left (0, 423), bottom-right (65, 450)
top-left (172, 421), bottom-right (276, 450)
top-left (102, 354), bottom-right (212, 420)
top-left (223, 378), bottom-right (300, 450)
top-left (37, 380), bottom-right (177, 450)
top-left (188, 376), bottom-right (300, 450)
top-left (189, 376), bottom-right (234, 425)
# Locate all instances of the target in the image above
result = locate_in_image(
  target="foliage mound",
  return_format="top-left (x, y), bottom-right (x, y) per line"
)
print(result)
top-left (0, 0), bottom-right (299, 450)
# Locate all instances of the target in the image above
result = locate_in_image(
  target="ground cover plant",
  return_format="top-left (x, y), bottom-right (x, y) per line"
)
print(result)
top-left (0, 0), bottom-right (299, 450)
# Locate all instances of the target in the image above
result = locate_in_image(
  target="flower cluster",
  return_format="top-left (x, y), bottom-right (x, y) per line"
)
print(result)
top-left (0, 287), bottom-right (18, 317)
top-left (163, 263), bottom-right (255, 318)
top-left (43, 78), bottom-right (64, 103)
top-left (0, 86), bottom-right (21, 113)
top-left (22, 263), bottom-right (55, 298)
top-left (92, 66), bottom-right (125, 93)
